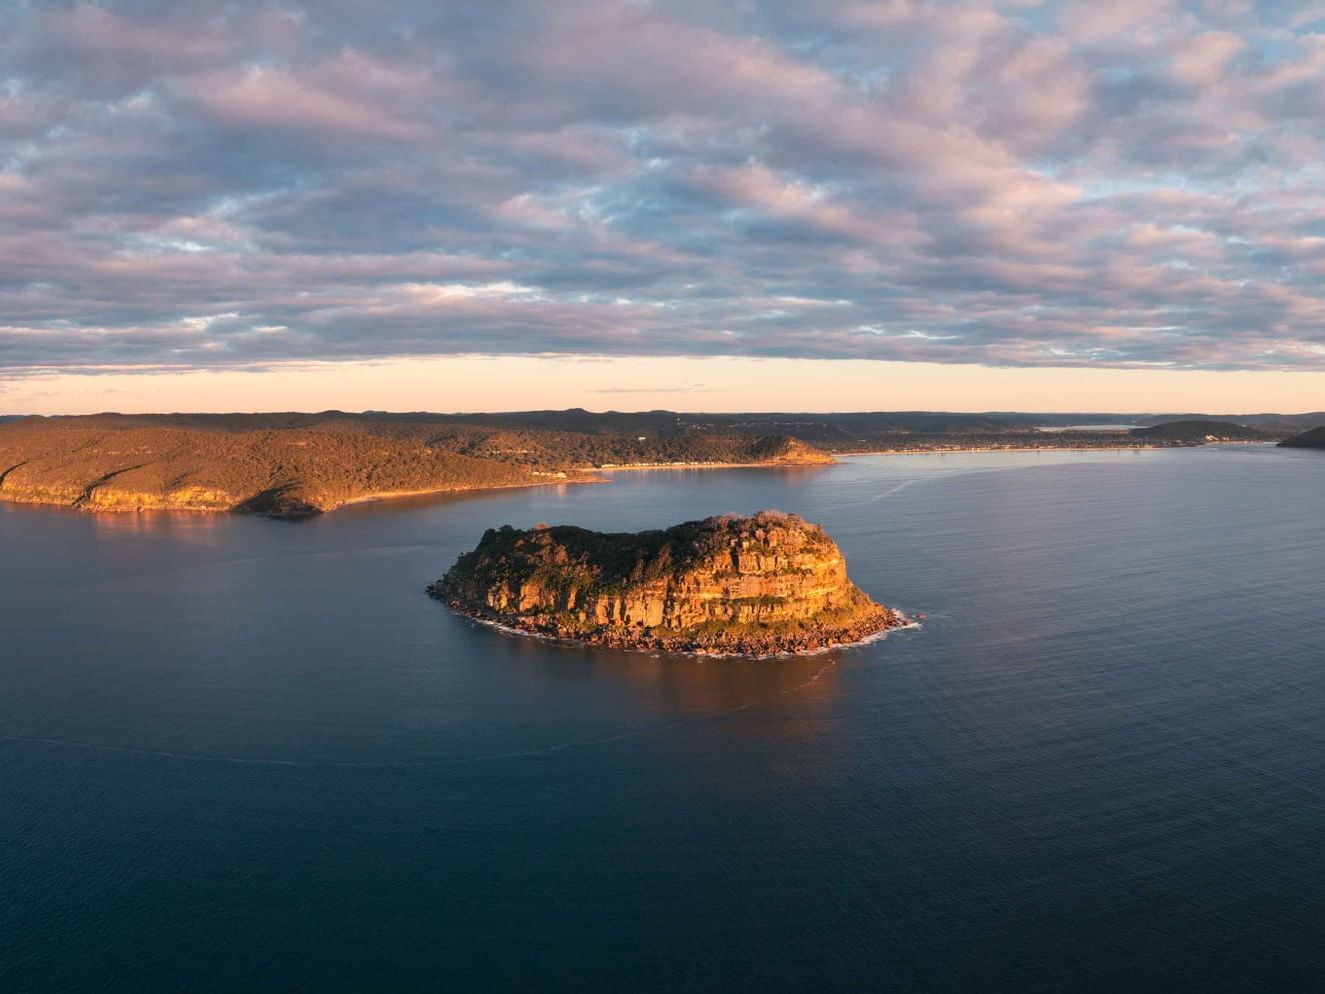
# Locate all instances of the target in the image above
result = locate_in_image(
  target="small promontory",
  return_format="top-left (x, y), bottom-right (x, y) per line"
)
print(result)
top-left (1130, 420), bottom-right (1271, 443)
top-left (429, 511), bottom-right (903, 655)
top-left (1279, 426), bottom-right (1325, 449)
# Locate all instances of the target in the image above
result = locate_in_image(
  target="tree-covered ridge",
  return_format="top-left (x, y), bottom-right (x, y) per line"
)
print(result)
top-left (1130, 421), bottom-right (1272, 442)
top-left (0, 417), bottom-right (832, 517)
top-left (450, 511), bottom-right (833, 594)
top-left (1278, 426), bottom-right (1325, 449)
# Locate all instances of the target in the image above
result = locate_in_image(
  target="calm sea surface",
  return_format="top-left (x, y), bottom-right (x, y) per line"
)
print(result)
top-left (4, 446), bottom-right (1325, 992)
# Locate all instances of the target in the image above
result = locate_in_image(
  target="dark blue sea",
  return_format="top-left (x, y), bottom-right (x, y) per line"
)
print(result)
top-left (4, 446), bottom-right (1325, 992)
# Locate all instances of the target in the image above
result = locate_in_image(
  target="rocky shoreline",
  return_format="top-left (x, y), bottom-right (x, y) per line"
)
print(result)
top-left (427, 584), bottom-right (906, 656)
top-left (430, 511), bottom-right (903, 658)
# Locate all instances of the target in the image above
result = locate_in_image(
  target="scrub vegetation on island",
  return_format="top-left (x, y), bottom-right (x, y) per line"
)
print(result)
top-left (431, 511), bottom-right (904, 656)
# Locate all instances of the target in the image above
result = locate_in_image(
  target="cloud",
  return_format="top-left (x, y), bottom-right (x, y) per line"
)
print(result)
top-left (3, 0), bottom-right (1325, 376)
top-left (177, 60), bottom-right (430, 141)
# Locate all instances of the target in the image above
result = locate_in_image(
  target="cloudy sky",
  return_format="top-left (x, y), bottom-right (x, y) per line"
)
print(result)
top-left (6, 0), bottom-right (1325, 412)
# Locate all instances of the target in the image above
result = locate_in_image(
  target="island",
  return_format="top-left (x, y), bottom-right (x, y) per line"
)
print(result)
top-left (429, 510), bottom-right (904, 656)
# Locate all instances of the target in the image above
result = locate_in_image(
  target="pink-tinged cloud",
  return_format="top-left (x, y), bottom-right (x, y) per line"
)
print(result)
top-left (46, 3), bottom-right (234, 62)
top-left (3, 0), bottom-right (1325, 375)
top-left (178, 61), bottom-right (430, 141)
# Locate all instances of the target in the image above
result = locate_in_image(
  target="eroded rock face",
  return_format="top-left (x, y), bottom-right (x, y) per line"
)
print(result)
top-left (430, 511), bottom-right (903, 655)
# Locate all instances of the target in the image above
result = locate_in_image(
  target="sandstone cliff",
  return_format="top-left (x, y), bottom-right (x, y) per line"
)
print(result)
top-left (0, 422), bottom-right (541, 518)
top-left (0, 415), bottom-right (834, 518)
top-left (431, 511), bottom-right (902, 655)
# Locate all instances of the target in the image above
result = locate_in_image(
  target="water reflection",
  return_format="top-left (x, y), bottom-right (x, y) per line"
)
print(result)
top-left (461, 616), bottom-right (850, 756)
top-left (0, 499), bottom-right (229, 541)
top-left (326, 481), bottom-right (586, 521)
top-left (87, 507), bottom-right (228, 543)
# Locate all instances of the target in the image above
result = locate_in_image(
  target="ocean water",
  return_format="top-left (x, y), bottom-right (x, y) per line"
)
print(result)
top-left (3, 446), bottom-right (1325, 992)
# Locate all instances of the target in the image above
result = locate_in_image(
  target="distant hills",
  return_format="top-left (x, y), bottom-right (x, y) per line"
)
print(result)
top-left (1130, 420), bottom-right (1273, 443)
top-left (0, 409), bottom-right (1313, 518)
top-left (1147, 412), bottom-right (1325, 435)
top-left (356, 408), bottom-right (1325, 439)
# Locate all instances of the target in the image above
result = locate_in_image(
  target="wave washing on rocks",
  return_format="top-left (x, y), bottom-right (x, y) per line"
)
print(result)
top-left (428, 510), bottom-right (908, 657)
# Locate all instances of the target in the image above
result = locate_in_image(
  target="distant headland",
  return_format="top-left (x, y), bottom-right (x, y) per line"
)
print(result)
top-left (1278, 426), bottom-right (1325, 449)
top-left (429, 511), bottom-right (904, 656)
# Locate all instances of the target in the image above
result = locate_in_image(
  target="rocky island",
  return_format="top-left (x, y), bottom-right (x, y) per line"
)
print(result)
top-left (429, 511), bottom-right (904, 656)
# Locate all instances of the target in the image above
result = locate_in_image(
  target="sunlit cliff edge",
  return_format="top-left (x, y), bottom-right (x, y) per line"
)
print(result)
top-left (430, 511), bottom-right (903, 656)
top-left (0, 416), bottom-right (830, 519)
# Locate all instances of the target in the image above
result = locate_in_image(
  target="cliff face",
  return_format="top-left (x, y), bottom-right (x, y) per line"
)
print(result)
top-left (431, 511), bottom-right (901, 655)
top-left (0, 416), bottom-right (833, 518)
top-left (0, 423), bottom-right (539, 518)
top-left (737, 436), bottom-right (835, 466)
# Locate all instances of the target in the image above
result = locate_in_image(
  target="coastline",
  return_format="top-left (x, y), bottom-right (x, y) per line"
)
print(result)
top-left (0, 440), bottom-right (1264, 519)
top-left (592, 459), bottom-right (832, 472)
top-left (0, 475), bottom-right (598, 519)
top-left (838, 443), bottom-right (1172, 457)
top-left (837, 440), bottom-right (1279, 457)
top-left (328, 474), bottom-right (602, 510)
top-left (575, 443), bottom-right (1174, 475)
top-left (434, 594), bottom-right (915, 659)
top-left (594, 441), bottom-right (1228, 469)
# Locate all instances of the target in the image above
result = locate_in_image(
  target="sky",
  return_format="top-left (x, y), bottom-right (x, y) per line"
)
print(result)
top-left (6, 0), bottom-right (1325, 414)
